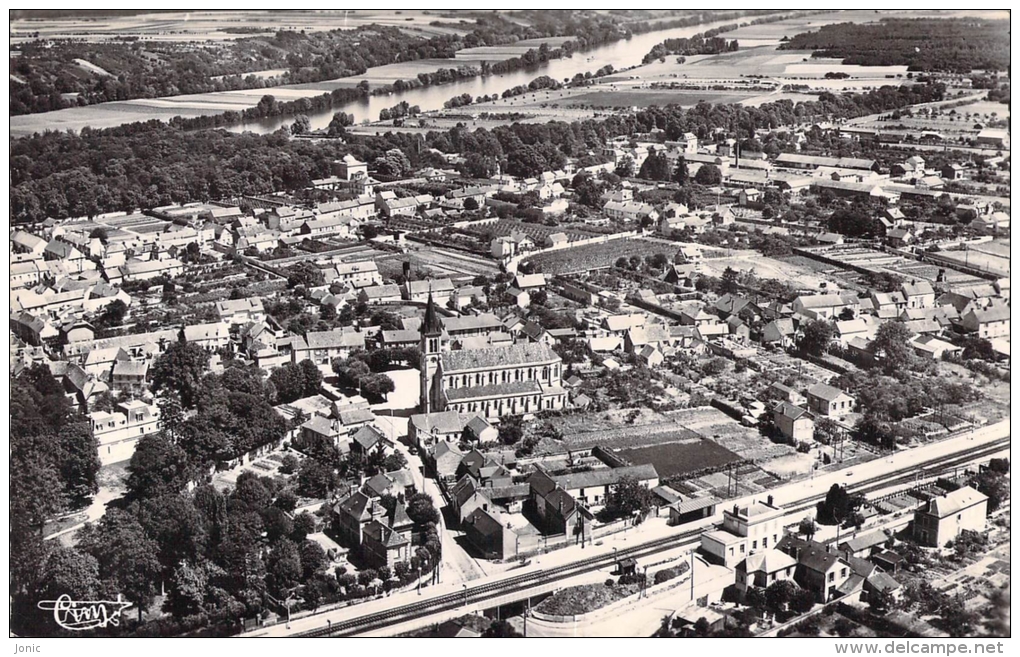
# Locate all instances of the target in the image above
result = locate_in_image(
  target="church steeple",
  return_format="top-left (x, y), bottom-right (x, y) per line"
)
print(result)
top-left (420, 290), bottom-right (443, 414)
top-left (422, 291), bottom-right (443, 336)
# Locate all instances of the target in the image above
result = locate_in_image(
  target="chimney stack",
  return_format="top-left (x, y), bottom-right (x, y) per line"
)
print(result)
top-left (767, 495), bottom-right (774, 507)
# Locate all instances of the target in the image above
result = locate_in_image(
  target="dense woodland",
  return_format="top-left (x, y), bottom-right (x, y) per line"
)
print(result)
top-left (11, 82), bottom-right (945, 223)
top-left (10, 349), bottom-right (440, 637)
top-left (780, 18), bottom-right (1010, 73)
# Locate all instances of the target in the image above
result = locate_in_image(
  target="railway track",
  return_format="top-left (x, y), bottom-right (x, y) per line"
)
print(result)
top-left (296, 435), bottom-right (1008, 637)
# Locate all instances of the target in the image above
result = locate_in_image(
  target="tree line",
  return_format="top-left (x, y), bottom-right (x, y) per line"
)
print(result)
top-left (779, 19), bottom-right (1010, 73)
top-left (11, 81), bottom-right (945, 223)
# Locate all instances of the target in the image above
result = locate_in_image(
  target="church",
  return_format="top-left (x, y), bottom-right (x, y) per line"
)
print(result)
top-left (419, 294), bottom-right (566, 418)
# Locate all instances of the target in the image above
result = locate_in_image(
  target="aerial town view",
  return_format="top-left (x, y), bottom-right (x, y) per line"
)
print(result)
top-left (7, 8), bottom-right (1010, 645)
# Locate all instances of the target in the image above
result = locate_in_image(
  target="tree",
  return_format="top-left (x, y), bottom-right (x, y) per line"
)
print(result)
top-left (814, 417), bottom-right (841, 446)
top-left (151, 341), bottom-right (211, 408)
top-left (279, 454), bottom-right (300, 475)
top-left (765, 580), bottom-right (798, 616)
top-left (157, 390), bottom-right (185, 441)
top-left (274, 489), bottom-right (298, 513)
top-left (720, 266), bottom-right (740, 294)
top-left (694, 164), bottom-right (722, 185)
top-left (266, 539), bottom-right (302, 595)
top-left (638, 150), bottom-right (670, 181)
top-left (361, 373), bottom-right (395, 400)
top-left (672, 157), bottom-right (689, 185)
top-left (817, 484), bottom-right (863, 530)
top-left (296, 459), bottom-right (337, 498)
top-left (38, 547), bottom-right (102, 603)
top-left (798, 319), bottom-right (835, 357)
top-left (829, 206), bottom-right (880, 238)
top-left (405, 493), bottom-right (439, 527)
top-left (798, 517), bottom-right (818, 540)
top-left (77, 509), bottom-right (162, 621)
top-left (615, 155), bottom-right (635, 178)
top-left (789, 587), bottom-right (816, 614)
top-left (463, 197), bottom-right (480, 211)
top-left (286, 262), bottom-right (325, 289)
top-left (264, 507), bottom-right (295, 543)
top-left (270, 362), bottom-right (305, 404)
top-left (270, 360), bottom-right (322, 404)
top-left (745, 586), bottom-right (767, 614)
top-left (853, 413), bottom-right (897, 450)
top-left (290, 114), bottom-right (311, 135)
top-left (597, 476), bottom-right (653, 522)
top-left (126, 433), bottom-right (192, 500)
top-left (970, 468), bottom-right (1009, 513)
top-left (135, 494), bottom-right (207, 572)
top-left (299, 540), bottom-right (327, 580)
top-left (291, 511), bottom-right (317, 542)
top-left (373, 149), bottom-right (412, 177)
top-left (872, 321), bottom-right (925, 375)
top-left (498, 415), bottom-right (524, 445)
top-left (165, 560), bottom-right (208, 619)
top-left (326, 112), bottom-right (353, 137)
top-left (96, 299), bottom-right (128, 328)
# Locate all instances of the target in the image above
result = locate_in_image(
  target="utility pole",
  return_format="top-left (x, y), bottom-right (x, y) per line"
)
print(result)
top-left (690, 551), bottom-right (695, 602)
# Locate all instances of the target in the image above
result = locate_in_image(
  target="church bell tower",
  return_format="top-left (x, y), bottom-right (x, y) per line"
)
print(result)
top-left (419, 292), bottom-right (443, 413)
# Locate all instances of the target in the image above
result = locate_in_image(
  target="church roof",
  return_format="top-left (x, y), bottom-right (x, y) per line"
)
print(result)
top-left (441, 342), bottom-right (559, 372)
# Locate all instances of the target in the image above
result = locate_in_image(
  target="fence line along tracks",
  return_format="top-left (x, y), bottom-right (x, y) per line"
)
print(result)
top-left (296, 435), bottom-right (1008, 637)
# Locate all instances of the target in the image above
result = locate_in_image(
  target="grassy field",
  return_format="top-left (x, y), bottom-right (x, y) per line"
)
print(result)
top-left (616, 439), bottom-right (741, 479)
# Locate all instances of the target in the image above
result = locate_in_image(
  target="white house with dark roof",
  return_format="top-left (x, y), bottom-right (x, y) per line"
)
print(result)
top-left (358, 283), bottom-right (403, 305)
top-left (328, 261), bottom-right (382, 288)
top-left (913, 486), bottom-right (988, 547)
top-left (960, 304), bottom-right (1010, 339)
top-left (216, 297), bottom-right (265, 325)
top-left (292, 329), bottom-right (365, 370)
top-left (805, 383), bottom-right (855, 417)
top-left (901, 280), bottom-right (936, 309)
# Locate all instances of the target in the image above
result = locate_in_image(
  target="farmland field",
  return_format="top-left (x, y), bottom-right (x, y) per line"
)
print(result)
top-left (561, 90), bottom-right (757, 109)
top-left (527, 238), bottom-right (671, 275)
top-left (615, 438), bottom-right (741, 479)
top-left (464, 219), bottom-right (594, 243)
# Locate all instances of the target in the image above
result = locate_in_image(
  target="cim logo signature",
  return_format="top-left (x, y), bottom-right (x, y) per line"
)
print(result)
top-left (37, 594), bottom-right (133, 631)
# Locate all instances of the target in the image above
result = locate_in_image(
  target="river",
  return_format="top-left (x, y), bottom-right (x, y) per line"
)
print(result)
top-left (9, 16), bottom-right (772, 138)
top-left (226, 17), bottom-right (756, 135)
